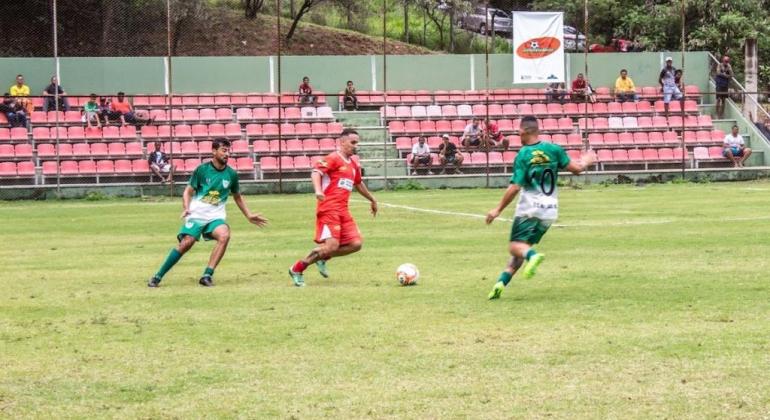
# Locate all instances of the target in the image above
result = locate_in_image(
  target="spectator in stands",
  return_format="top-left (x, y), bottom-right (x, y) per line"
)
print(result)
top-left (723, 125), bottom-right (752, 167)
top-left (410, 136), bottom-right (433, 175)
top-left (298, 76), bottom-right (316, 104)
top-left (674, 69), bottom-right (684, 91)
top-left (461, 118), bottom-right (484, 150)
top-left (755, 117), bottom-right (770, 141)
top-left (42, 76), bottom-right (70, 112)
top-left (571, 73), bottom-right (595, 103)
top-left (438, 134), bottom-right (463, 174)
top-left (83, 93), bottom-right (102, 128)
top-left (659, 57), bottom-right (683, 117)
top-left (343, 80), bottom-right (358, 110)
top-left (614, 69), bottom-right (638, 102)
top-left (98, 96), bottom-right (114, 125)
top-left (110, 92), bottom-right (136, 126)
top-left (485, 121), bottom-right (509, 150)
top-left (1, 93), bottom-right (27, 128)
top-left (148, 142), bottom-right (174, 183)
top-left (9, 74), bottom-right (34, 115)
top-left (715, 55), bottom-right (734, 119)
top-left (545, 82), bottom-right (567, 104)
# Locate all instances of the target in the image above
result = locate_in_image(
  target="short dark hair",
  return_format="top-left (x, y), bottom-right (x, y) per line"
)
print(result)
top-left (90, 93), bottom-right (97, 99)
top-left (732, 125), bottom-right (739, 129)
top-left (418, 136), bottom-right (426, 141)
top-left (16, 74), bottom-right (23, 78)
top-left (341, 128), bottom-right (359, 137)
top-left (347, 80), bottom-right (353, 84)
top-left (620, 69), bottom-right (627, 73)
top-left (520, 116), bottom-right (539, 132)
top-left (212, 138), bottom-right (231, 149)
top-left (117, 91), bottom-right (125, 96)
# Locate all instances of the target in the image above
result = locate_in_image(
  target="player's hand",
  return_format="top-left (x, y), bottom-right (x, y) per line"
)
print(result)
top-left (370, 200), bottom-right (378, 217)
top-left (247, 213), bottom-right (268, 227)
top-left (180, 209), bottom-right (190, 219)
top-left (315, 193), bottom-right (325, 201)
top-left (485, 208), bottom-right (500, 225)
top-left (581, 150), bottom-right (597, 167)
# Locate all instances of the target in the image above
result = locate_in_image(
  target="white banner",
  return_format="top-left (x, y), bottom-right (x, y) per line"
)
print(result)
top-left (512, 12), bottom-right (565, 84)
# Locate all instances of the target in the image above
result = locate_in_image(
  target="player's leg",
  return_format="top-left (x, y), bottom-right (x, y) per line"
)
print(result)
top-left (739, 148), bottom-right (752, 166)
top-left (198, 222), bottom-right (230, 287)
top-left (439, 155), bottom-right (447, 174)
top-left (148, 233), bottom-right (197, 287)
top-left (723, 148), bottom-right (738, 166)
top-left (289, 212), bottom-right (341, 286)
top-left (488, 255), bottom-right (524, 300)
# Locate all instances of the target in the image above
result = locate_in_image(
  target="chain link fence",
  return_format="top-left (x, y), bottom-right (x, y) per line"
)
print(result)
top-left (0, 0), bottom-right (752, 199)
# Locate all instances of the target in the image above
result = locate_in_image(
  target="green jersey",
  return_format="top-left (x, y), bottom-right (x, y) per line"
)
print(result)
top-left (510, 141), bottom-right (571, 221)
top-left (187, 162), bottom-right (240, 223)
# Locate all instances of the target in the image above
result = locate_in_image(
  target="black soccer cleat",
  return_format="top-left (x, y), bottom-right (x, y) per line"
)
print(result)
top-left (198, 275), bottom-right (214, 287)
top-left (148, 276), bottom-right (161, 288)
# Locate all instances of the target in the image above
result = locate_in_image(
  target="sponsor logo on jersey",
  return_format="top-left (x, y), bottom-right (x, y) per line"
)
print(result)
top-left (529, 150), bottom-right (551, 165)
top-left (185, 222), bottom-right (194, 228)
top-left (222, 180), bottom-right (230, 188)
top-left (516, 37), bottom-right (561, 59)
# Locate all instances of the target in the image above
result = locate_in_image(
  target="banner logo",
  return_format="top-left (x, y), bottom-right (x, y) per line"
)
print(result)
top-left (516, 37), bottom-right (561, 59)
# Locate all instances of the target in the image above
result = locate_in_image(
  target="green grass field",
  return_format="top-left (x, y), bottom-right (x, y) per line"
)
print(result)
top-left (2, 181), bottom-right (770, 418)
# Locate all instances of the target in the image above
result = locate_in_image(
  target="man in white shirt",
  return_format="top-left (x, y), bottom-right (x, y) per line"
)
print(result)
top-left (410, 136), bottom-right (433, 175)
top-left (461, 118), bottom-right (483, 150)
top-left (723, 125), bottom-right (752, 167)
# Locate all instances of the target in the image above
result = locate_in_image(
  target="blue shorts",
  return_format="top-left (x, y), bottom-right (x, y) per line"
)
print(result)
top-left (723, 147), bottom-right (743, 157)
top-left (663, 86), bottom-right (683, 104)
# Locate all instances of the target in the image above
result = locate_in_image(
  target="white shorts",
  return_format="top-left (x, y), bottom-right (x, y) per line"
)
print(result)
top-left (151, 163), bottom-right (171, 173)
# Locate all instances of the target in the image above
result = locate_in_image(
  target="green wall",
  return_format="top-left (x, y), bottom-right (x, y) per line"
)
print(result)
top-left (0, 52), bottom-right (711, 96)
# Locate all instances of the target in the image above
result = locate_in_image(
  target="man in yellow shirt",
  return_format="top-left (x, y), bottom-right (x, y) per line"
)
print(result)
top-left (9, 74), bottom-right (33, 114)
top-left (614, 69), bottom-right (638, 103)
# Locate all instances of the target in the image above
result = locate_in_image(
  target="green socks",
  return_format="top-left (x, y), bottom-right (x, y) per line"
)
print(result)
top-left (525, 249), bottom-right (538, 261)
top-left (155, 249), bottom-right (182, 280)
top-left (498, 271), bottom-right (513, 286)
top-left (203, 267), bottom-right (214, 277)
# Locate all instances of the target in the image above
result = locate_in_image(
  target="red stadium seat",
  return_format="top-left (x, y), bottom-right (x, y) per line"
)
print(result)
top-left (72, 143), bottom-right (90, 157)
top-left (108, 143), bottom-right (126, 156)
top-left (208, 123), bottom-right (225, 138)
top-left (252, 140), bottom-right (269, 153)
top-left (596, 149), bottom-right (613, 162)
top-left (293, 155), bottom-right (311, 169)
top-left (658, 148), bottom-right (675, 160)
top-left (102, 126), bottom-right (120, 139)
top-left (641, 149), bottom-right (658, 161)
top-left (231, 140), bottom-right (249, 154)
top-left (303, 139), bottom-right (320, 153)
top-left (126, 142), bottom-right (143, 156)
top-left (0, 144), bottom-right (13, 157)
top-left (612, 149), bottom-right (629, 161)
top-left (319, 138), bottom-right (336, 151)
top-left (16, 161), bottom-right (34, 176)
top-left (37, 143), bottom-right (56, 157)
top-left (603, 132), bottom-right (619, 145)
top-left (286, 139), bottom-right (304, 152)
top-left (627, 149), bottom-right (644, 161)
top-left (90, 143), bottom-right (109, 156)
top-left (199, 108), bottom-right (216, 121)
top-left (191, 124), bottom-right (209, 138)
top-left (78, 160), bottom-right (96, 173)
top-left (633, 132), bottom-right (649, 145)
top-left (693, 147), bottom-right (709, 160)
top-left (96, 160), bottom-right (115, 173)
top-left (0, 162), bottom-right (16, 176)
top-left (114, 159), bottom-right (133, 173)
top-left (181, 141), bottom-right (198, 155)
top-left (260, 157), bottom-right (278, 171)
top-left (236, 157), bottom-right (254, 171)
top-left (184, 159), bottom-right (201, 172)
top-left (225, 123), bottom-right (242, 138)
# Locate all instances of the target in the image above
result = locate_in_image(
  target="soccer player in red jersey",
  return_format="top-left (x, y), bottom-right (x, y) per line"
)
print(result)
top-left (289, 129), bottom-right (378, 286)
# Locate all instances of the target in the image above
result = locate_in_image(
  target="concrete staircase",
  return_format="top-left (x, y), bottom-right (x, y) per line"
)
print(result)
top-left (334, 111), bottom-right (405, 177)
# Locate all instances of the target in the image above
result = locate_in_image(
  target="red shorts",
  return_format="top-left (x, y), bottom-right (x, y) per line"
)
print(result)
top-left (315, 210), bottom-right (361, 245)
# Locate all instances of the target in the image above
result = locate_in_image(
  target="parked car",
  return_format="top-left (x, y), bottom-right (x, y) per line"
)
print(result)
top-left (564, 25), bottom-right (586, 51)
top-left (458, 7), bottom-right (513, 35)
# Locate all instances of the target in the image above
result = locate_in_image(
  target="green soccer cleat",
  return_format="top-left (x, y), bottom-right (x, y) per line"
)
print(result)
top-left (488, 281), bottom-right (505, 300)
top-left (316, 260), bottom-right (329, 278)
top-left (288, 268), bottom-right (305, 287)
top-left (522, 254), bottom-right (546, 279)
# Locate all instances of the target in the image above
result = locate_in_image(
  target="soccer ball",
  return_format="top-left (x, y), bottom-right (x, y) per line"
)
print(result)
top-left (529, 41), bottom-right (540, 49)
top-left (396, 263), bottom-right (419, 286)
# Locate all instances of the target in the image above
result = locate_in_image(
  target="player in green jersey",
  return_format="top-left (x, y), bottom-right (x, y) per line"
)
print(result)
top-left (485, 116), bottom-right (596, 300)
top-left (148, 139), bottom-right (268, 288)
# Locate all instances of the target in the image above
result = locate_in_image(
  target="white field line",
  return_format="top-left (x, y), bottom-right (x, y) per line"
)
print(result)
top-left (353, 200), bottom-right (770, 228)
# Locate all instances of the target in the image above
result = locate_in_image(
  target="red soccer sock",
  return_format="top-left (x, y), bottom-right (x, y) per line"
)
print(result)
top-left (292, 260), bottom-right (308, 273)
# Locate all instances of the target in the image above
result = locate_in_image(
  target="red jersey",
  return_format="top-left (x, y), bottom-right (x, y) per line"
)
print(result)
top-left (313, 152), bottom-right (361, 213)
top-left (572, 79), bottom-right (587, 90)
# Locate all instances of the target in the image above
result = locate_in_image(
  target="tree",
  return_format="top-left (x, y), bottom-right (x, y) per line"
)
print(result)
top-left (419, 0), bottom-right (448, 49)
top-left (242, 0), bottom-right (265, 19)
top-left (286, 0), bottom-right (326, 41)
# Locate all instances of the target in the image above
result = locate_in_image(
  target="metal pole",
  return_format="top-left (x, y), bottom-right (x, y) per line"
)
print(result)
top-left (382, 0), bottom-right (388, 188)
top-left (680, 0), bottom-right (686, 179)
top-left (583, 0), bottom-right (589, 153)
top-left (53, 0), bottom-right (61, 196)
top-left (166, 0), bottom-right (174, 196)
top-left (277, 0), bottom-right (283, 193)
top-left (484, 0), bottom-right (490, 188)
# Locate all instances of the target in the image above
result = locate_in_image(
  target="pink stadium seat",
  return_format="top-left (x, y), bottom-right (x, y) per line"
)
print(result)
top-left (693, 147), bottom-right (709, 160)
top-left (550, 134), bottom-right (567, 146)
top-left (199, 108), bottom-right (216, 121)
top-left (85, 127), bottom-right (102, 140)
top-left (607, 102), bottom-right (622, 114)
top-left (633, 132), bottom-right (649, 145)
top-left (0, 162), bottom-right (16, 176)
top-left (395, 137), bottom-right (413, 150)
top-left (115, 159), bottom-right (132, 174)
top-left (648, 132), bottom-right (663, 145)
top-left (279, 123), bottom-right (295, 136)
top-left (328, 123), bottom-right (344, 136)
top-left (711, 130), bottom-right (725, 142)
top-left (0, 128), bottom-right (10, 141)
top-left (58, 143), bottom-right (73, 156)
top-left (518, 103), bottom-right (533, 116)
top-left (542, 118), bottom-right (559, 132)
top-left (260, 157), bottom-right (278, 171)
top-left (126, 142), bottom-right (143, 156)
top-left (236, 108), bottom-right (253, 121)
top-left (637, 116), bottom-right (652, 129)
top-left (662, 131), bottom-right (679, 145)
top-left (96, 160), bottom-right (115, 173)
top-left (293, 156), bottom-right (311, 169)
top-left (471, 152), bottom-right (487, 165)
top-left (546, 103), bottom-right (562, 116)
top-left (215, 108), bottom-right (232, 121)
top-left (42, 161), bottom-right (58, 175)
top-left (295, 123), bottom-right (312, 136)
top-left (587, 133), bottom-right (603, 147)
top-left (636, 101), bottom-right (652, 114)
top-left (252, 140), bottom-right (269, 153)
top-left (557, 118), bottom-right (573, 131)
top-left (617, 132), bottom-right (633, 145)
top-left (280, 156), bottom-right (294, 170)
top-left (641, 149), bottom-right (658, 161)
top-left (603, 132), bottom-right (619, 145)
top-left (72, 143), bottom-right (90, 157)
top-left (224, 123), bottom-right (242, 138)
top-left (450, 120), bottom-right (466, 133)
top-left (90, 143), bottom-right (109, 156)
top-left (488, 152), bottom-right (504, 165)
top-left (184, 159), bottom-right (201, 172)
top-left (404, 121), bottom-right (421, 134)
top-left (440, 105), bottom-right (458, 117)
top-left (181, 141), bottom-right (198, 155)
top-left (420, 120), bottom-right (436, 134)
top-left (132, 159), bottom-right (150, 173)
top-left (182, 109), bottom-right (199, 122)
top-left (503, 151), bottom-right (517, 162)
top-left (319, 138), bottom-right (336, 151)
top-left (697, 115), bottom-right (712, 128)
top-left (597, 149), bottom-right (613, 162)
top-left (0, 144), bottom-right (13, 157)
top-left (16, 161), bottom-right (34, 176)
top-left (245, 124), bottom-right (262, 137)
top-left (652, 116), bottom-right (668, 129)
top-left (30, 111), bottom-right (47, 124)
top-left (268, 140), bottom-right (282, 153)
top-left (108, 143), bottom-right (126, 156)
top-left (627, 149), bottom-right (644, 161)
top-left (102, 126), bottom-right (120, 139)
top-left (208, 123), bottom-right (225, 138)
top-left (388, 121), bottom-right (405, 135)
top-left (286, 139), bottom-right (304, 152)
top-left (198, 95), bottom-right (216, 106)
top-left (595, 118), bottom-right (611, 130)
top-left (263, 124), bottom-right (280, 136)
top-left (197, 141), bottom-right (212, 153)
top-left (37, 143), bottom-right (56, 157)
top-left (708, 146), bottom-right (724, 159)
top-left (499, 119), bottom-right (515, 132)
top-left (191, 124), bottom-right (209, 138)
top-left (684, 115), bottom-right (699, 128)
top-left (621, 102), bottom-right (637, 114)
top-left (67, 126), bottom-right (85, 140)
top-left (673, 147), bottom-right (686, 160)
top-left (577, 118), bottom-right (592, 130)
top-left (229, 140), bottom-right (248, 154)
top-left (658, 148), bottom-right (675, 160)
top-left (683, 131), bottom-right (697, 144)
top-left (303, 139), bottom-right (320, 153)
top-left (141, 125), bottom-right (158, 139)
top-left (567, 133), bottom-right (583, 146)
top-left (78, 160), bottom-right (96, 173)
top-left (172, 124), bottom-right (192, 138)
top-left (612, 149), bottom-right (629, 161)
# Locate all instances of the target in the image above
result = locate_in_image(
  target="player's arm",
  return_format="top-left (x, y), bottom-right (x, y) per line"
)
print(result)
top-left (354, 183), bottom-right (378, 217)
top-left (486, 184), bottom-right (521, 224)
top-left (180, 185), bottom-right (194, 218)
top-left (311, 170), bottom-right (324, 201)
top-left (565, 150), bottom-right (597, 175)
top-left (232, 193), bottom-right (268, 227)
